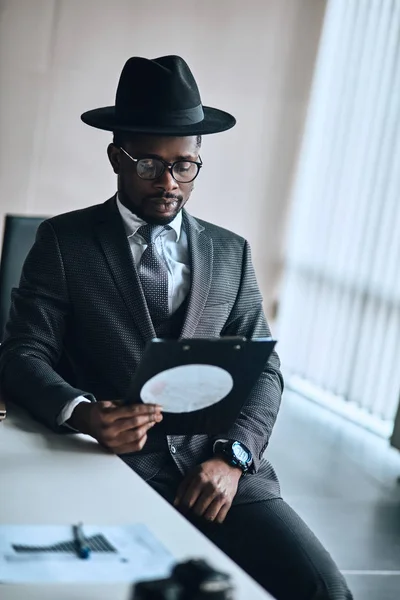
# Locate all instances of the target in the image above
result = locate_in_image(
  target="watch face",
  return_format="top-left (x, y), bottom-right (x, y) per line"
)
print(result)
top-left (232, 442), bottom-right (250, 464)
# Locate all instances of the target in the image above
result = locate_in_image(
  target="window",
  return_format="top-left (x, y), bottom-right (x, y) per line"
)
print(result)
top-left (277, 0), bottom-right (400, 437)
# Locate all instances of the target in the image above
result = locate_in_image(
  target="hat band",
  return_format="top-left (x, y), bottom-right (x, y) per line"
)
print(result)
top-left (116, 103), bottom-right (204, 127)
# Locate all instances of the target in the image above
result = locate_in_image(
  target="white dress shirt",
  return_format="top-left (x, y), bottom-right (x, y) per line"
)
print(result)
top-left (116, 195), bottom-right (190, 314)
top-left (57, 195), bottom-right (191, 426)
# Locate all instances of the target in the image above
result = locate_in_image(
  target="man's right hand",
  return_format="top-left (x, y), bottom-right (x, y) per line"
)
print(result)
top-left (67, 401), bottom-right (163, 454)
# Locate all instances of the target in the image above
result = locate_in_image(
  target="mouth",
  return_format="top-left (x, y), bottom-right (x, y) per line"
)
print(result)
top-left (147, 198), bottom-right (180, 213)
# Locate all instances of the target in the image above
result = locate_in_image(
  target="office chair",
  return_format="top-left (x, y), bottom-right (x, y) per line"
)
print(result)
top-left (0, 215), bottom-right (47, 341)
top-left (0, 214), bottom-right (79, 420)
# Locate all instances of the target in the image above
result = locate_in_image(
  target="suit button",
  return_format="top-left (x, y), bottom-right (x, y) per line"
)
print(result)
top-left (170, 445), bottom-right (177, 454)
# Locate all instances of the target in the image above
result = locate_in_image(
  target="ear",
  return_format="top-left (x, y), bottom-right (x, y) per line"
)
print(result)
top-left (107, 143), bottom-right (120, 174)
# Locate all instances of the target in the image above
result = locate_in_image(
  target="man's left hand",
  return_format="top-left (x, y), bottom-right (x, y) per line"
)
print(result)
top-left (174, 457), bottom-right (242, 523)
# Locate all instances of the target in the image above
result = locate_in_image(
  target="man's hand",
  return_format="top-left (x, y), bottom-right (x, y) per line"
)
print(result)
top-left (174, 457), bottom-right (242, 524)
top-left (67, 401), bottom-right (163, 454)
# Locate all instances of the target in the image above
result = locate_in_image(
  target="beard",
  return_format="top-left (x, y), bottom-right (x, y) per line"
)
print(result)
top-left (119, 190), bottom-right (185, 225)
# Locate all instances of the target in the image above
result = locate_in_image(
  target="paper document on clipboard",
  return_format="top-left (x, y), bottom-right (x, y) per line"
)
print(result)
top-left (124, 337), bottom-right (277, 434)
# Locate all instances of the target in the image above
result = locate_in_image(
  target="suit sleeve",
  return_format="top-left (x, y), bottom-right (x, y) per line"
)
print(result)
top-left (0, 220), bottom-right (95, 431)
top-left (218, 240), bottom-right (284, 473)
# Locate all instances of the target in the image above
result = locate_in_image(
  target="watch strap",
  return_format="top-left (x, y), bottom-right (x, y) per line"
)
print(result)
top-left (214, 440), bottom-right (251, 473)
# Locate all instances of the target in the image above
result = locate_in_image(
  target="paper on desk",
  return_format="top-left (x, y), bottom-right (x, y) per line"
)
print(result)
top-left (0, 524), bottom-right (175, 583)
top-left (140, 364), bottom-right (233, 412)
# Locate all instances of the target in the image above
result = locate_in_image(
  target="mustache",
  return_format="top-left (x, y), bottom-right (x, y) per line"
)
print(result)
top-left (144, 192), bottom-right (183, 202)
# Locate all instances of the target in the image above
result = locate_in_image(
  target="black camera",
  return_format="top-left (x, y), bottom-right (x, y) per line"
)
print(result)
top-left (132, 558), bottom-right (235, 599)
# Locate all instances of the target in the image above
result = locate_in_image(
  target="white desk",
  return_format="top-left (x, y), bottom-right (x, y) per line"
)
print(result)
top-left (0, 406), bottom-right (274, 600)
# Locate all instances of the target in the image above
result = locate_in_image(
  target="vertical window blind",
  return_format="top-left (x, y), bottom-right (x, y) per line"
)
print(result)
top-left (277, 0), bottom-right (400, 437)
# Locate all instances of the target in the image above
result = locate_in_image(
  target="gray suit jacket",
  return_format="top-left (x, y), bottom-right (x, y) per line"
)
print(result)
top-left (0, 197), bottom-right (283, 504)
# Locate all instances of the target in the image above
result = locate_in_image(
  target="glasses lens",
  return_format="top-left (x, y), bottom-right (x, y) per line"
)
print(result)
top-left (136, 158), bottom-right (164, 180)
top-left (172, 161), bottom-right (198, 183)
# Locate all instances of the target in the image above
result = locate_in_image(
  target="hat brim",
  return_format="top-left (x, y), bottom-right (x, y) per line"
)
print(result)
top-left (81, 105), bottom-right (236, 135)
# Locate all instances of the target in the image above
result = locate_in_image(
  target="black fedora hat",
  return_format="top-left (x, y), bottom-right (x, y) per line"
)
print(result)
top-left (81, 55), bottom-right (236, 136)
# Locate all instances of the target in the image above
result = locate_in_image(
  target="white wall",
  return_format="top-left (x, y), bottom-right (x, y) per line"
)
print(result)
top-left (0, 0), bottom-right (325, 317)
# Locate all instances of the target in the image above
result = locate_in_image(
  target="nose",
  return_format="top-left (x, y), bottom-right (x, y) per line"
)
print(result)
top-left (154, 166), bottom-right (179, 192)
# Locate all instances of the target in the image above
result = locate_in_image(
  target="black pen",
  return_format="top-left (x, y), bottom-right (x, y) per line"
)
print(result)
top-left (73, 522), bottom-right (91, 559)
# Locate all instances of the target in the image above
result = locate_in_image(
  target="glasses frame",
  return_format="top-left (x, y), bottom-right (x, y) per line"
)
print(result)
top-left (119, 146), bottom-right (203, 183)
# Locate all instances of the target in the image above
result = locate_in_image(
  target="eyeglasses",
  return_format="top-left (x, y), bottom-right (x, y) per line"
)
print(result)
top-left (119, 147), bottom-right (203, 183)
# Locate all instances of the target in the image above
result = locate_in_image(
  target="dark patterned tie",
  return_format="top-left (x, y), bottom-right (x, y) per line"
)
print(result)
top-left (137, 224), bottom-right (169, 321)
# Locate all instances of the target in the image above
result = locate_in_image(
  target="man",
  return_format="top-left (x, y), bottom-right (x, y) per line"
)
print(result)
top-left (0, 55), bottom-right (352, 600)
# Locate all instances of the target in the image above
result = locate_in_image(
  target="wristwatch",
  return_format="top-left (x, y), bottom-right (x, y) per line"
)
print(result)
top-left (214, 440), bottom-right (252, 474)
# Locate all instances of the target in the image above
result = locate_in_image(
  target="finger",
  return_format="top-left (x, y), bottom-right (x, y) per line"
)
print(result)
top-left (108, 399), bottom-right (124, 407)
top-left (99, 412), bottom-right (160, 444)
top-left (99, 401), bottom-right (163, 413)
top-left (110, 402), bottom-right (163, 416)
top-left (128, 402), bottom-right (163, 413)
top-left (215, 502), bottom-right (231, 524)
top-left (99, 402), bottom-right (163, 423)
top-left (114, 433), bottom-right (148, 455)
top-left (100, 401), bottom-right (114, 409)
top-left (174, 477), bottom-right (191, 507)
top-left (177, 477), bottom-right (203, 512)
top-left (111, 412), bottom-right (163, 434)
top-left (202, 497), bottom-right (225, 522)
top-left (191, 488), bottom-right (217, 517)
top-left (108, 421), bottom-right (156, 447)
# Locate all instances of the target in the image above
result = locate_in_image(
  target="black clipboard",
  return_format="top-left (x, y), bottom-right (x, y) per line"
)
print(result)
top-left (124, 337), bottom-right (276, 434)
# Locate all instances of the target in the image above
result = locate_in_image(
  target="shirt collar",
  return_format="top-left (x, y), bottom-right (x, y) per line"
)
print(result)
top-left (116, 194), bottom-right (182, 241)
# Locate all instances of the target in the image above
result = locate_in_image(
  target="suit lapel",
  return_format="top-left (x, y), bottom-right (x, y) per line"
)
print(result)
top-left (181, 211), bottom-right (213, 338)
top-left (94, 197), bottom-right (156, 343)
